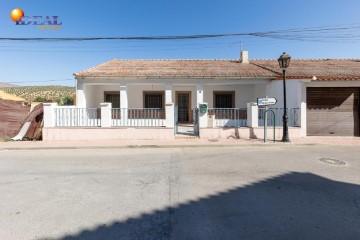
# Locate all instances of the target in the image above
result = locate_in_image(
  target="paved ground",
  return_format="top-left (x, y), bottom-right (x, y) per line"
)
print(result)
top-left (1, 146), bottom-right (360, 240)
top-left (1, 136), bottom-right (360, 150)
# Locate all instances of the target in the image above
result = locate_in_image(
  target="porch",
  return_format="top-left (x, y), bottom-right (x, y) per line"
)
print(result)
top-left (43, 102), bottom-right (303, 141)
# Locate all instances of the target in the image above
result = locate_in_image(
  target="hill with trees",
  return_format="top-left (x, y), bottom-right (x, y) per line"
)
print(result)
top-left (0, 86), bottom-right (75, 104)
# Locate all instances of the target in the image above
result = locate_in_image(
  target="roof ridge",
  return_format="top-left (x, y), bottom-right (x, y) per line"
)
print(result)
top-left (111, 59), bottom-right (239, 61)
top-left (252, 58), bottom-right (360, 61)
top-left (74, 59), bottom-right (116, 75)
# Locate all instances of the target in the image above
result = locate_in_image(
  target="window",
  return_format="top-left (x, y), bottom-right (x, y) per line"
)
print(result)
top-left (144, 91), bottom-right (164, 109)
top-left (104, 92), bottom-right (120, 108)
top-left (214, 91), bottom-right (235, 108)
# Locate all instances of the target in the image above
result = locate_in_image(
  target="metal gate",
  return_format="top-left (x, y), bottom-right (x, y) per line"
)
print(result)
top-left (174, 106), bottom-right (178, 135)
top-left (193, 108), bottom-right (199, 136)
top-left (174, 107), bottom-right (199, 136)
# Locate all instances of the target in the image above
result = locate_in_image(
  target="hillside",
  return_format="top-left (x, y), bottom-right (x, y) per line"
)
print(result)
top-left (0, 86), bottom-right (75, 102)
top-left (0, 82), bottom-right (16, 88)
top-left (0, 90), bottom-right (25, 101)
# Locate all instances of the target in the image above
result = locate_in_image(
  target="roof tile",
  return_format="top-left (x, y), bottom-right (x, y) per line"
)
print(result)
top-left (74, 59), bottom-right (360, 81)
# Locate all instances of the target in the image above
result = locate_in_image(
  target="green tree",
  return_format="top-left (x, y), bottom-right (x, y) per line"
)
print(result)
top-left (33, 96), bottom-right (48, 102)
top-left (63, 95), bottom-right (74, 106)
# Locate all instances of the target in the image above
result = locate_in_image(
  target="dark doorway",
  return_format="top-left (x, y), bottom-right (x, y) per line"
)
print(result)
top-left (104, 92), bottom-right (120, 108)
top-left (176, 92), bottom-right (191, 123)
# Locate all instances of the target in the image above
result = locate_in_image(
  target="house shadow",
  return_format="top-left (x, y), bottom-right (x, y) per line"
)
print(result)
top-left (53, 172), bottom-right (360, 240)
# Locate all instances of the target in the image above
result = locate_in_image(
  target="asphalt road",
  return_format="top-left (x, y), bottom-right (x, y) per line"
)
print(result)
top-left (1, 146), bottom-right (360, 240)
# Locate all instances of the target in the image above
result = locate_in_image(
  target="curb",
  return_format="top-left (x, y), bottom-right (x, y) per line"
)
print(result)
top-left (0, 143), bottom-right (325, 151)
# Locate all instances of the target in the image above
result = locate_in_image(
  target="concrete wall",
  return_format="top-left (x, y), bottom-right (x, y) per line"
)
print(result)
top-left (82, 83), bottom-right (268, 109)
top-left (85, 85), bottom-right (121, 108)
top-left (200, 127), bottom-right (302, 140)
top-left (43, 128), bottom-right (174, 141)
top-left (266, 80), bottom-right (302, 109)
top-left (204, 84), bottom-right (263, 108)
top-left (43, 127), bottom-right (303, 141)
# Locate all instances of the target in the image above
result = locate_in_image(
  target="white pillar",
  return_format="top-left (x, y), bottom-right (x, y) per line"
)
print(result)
top-left (298, 82), bottom-right (307, 137)
top-left (247, 102), bottom-right (258, 127)
top-left (196, 84), bottom-right (204, 104)
top-left (76, 80), bottom-right (86, 108)
top-left (197, 84), bottom-right (208, 128)
top-left (43, 102), bottom-right (58, 128)
top-left (165, 84), bottom-right (173, 103)
top-left (165, 84), bottom-right (174, 128)
top-left (100, 102), bottom-right (112, 127)
top-left (120, 84), bottom-right (128, 120)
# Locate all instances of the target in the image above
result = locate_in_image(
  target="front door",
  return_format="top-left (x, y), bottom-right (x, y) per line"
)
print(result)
top-left (176, 92), bottom-right (191, 123)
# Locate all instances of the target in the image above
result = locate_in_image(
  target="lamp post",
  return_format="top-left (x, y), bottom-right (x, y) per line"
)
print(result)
top-left (278, 52), bottom-right (291, 142)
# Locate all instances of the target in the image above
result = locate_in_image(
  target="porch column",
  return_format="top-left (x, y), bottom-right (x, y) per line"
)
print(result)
top-left (247, 102), bottom-right (258, 127)
top-left (43, 102), bottom-right (58, 128)
top-left (100, 102), bottom-right (112, 127)
top-left (76, 80), bottom-right (86, 108)
top-left (120, 84), bottom-right (128, 121)
top-left (298, 82), bottom-right (307, 137)
top-left (165, 84), bottom-right (174, 128)
top-left (197, 84), bottom-right (208, 128)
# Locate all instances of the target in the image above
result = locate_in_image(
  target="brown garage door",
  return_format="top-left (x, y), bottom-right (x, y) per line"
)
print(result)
top-left (307, 87), bottom-right (360, 136)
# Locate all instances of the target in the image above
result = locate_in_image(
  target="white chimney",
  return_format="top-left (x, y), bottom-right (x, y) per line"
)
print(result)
top-left (241, 50), bottom-right (249, 64)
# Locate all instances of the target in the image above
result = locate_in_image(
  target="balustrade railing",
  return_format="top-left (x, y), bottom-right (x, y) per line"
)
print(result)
top-left (207, 108), bottom-right (247, 127)
top-left (111, 108), bottom-right (165, 127)
top-left (54, 108), bottom-right (101, 127)
top-left (258, 108), bottom-right (300, 127)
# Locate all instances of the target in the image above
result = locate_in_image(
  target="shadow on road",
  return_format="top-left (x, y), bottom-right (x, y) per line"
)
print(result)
top-left (53, 172), bottom-right (360, 240)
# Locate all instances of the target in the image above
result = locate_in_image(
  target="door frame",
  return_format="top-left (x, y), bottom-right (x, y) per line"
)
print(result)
top-left (175, 91), bottom-right (192, 124)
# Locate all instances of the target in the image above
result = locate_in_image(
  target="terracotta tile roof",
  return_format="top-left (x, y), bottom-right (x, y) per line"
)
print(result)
top-left (252, 59), bottom-right (360, 81)
top-left (74, 59), bottom-right (277, 79)
top-left (74, 59), bottom-right (360, 81)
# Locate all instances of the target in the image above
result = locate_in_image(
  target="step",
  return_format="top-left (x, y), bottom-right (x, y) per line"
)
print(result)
top-left (175, 135), bottom-right (200, 139)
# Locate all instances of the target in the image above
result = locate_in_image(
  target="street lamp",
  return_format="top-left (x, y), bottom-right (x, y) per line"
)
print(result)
top-left (278, 52), bottom-right (291, 142)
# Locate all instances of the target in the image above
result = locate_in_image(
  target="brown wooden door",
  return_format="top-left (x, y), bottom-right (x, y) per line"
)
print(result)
top-left (307, 87), bottom-right (360, 136)
top-left (176, 92), bottom-right (192, 123)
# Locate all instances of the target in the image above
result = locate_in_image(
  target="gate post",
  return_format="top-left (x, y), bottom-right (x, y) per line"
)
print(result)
top-left (165, 103), bottom-right (174, 128)
top-left (198, 103), bottom-right (208, 128)
top-left (43, 102), bottom-right (58, 128)
top-left (174, 106), bottom-right (178, 135)
top-left (100, 102), bottom-right (112, 128)
top-left (247, 102), bottom-right (258, 127)
top-left (193, 108), bottom-right (200, 135)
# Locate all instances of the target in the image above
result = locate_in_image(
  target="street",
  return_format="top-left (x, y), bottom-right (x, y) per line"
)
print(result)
top-left (1, 146), bottom-right (360, 240)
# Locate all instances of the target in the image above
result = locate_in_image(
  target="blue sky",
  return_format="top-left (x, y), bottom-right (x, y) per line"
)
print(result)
top-left (0, 0), bottom-right (360, 86)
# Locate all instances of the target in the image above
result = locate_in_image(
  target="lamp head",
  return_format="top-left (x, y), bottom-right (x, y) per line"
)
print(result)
top-left (278, 52), bottom-right (291, 69)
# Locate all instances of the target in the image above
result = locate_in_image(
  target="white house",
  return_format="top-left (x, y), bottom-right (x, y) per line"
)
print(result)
top-left (43, 51), bottom-right (360, 141)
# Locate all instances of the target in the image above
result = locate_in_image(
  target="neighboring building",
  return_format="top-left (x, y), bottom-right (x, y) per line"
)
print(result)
top-left (43, 51), bottom-right (360, 141)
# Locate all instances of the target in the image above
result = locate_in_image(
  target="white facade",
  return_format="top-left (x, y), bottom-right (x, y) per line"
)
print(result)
top-left (76, 78), bottom-right (271, 109)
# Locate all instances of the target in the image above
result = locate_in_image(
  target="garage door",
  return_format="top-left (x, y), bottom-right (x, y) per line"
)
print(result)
top-left (307, 87), bottom-right (360, 136)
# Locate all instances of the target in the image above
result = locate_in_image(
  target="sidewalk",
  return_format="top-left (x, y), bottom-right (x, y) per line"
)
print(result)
top-left (0, 137), bottom-right (359, 150)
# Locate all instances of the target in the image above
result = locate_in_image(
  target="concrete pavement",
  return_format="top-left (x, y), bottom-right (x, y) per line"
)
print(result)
top-left (1, 146), bottom-right (360, 239)
top-left (0, 136), bottom-right (360, 150)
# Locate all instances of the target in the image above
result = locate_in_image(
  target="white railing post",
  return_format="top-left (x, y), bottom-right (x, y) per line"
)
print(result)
top-left (247, 102), bottom-right (258, 128)
top-left (100, 102), bottom-right (112, 128)
top-left (43, 103), bottom-right (58, 128)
